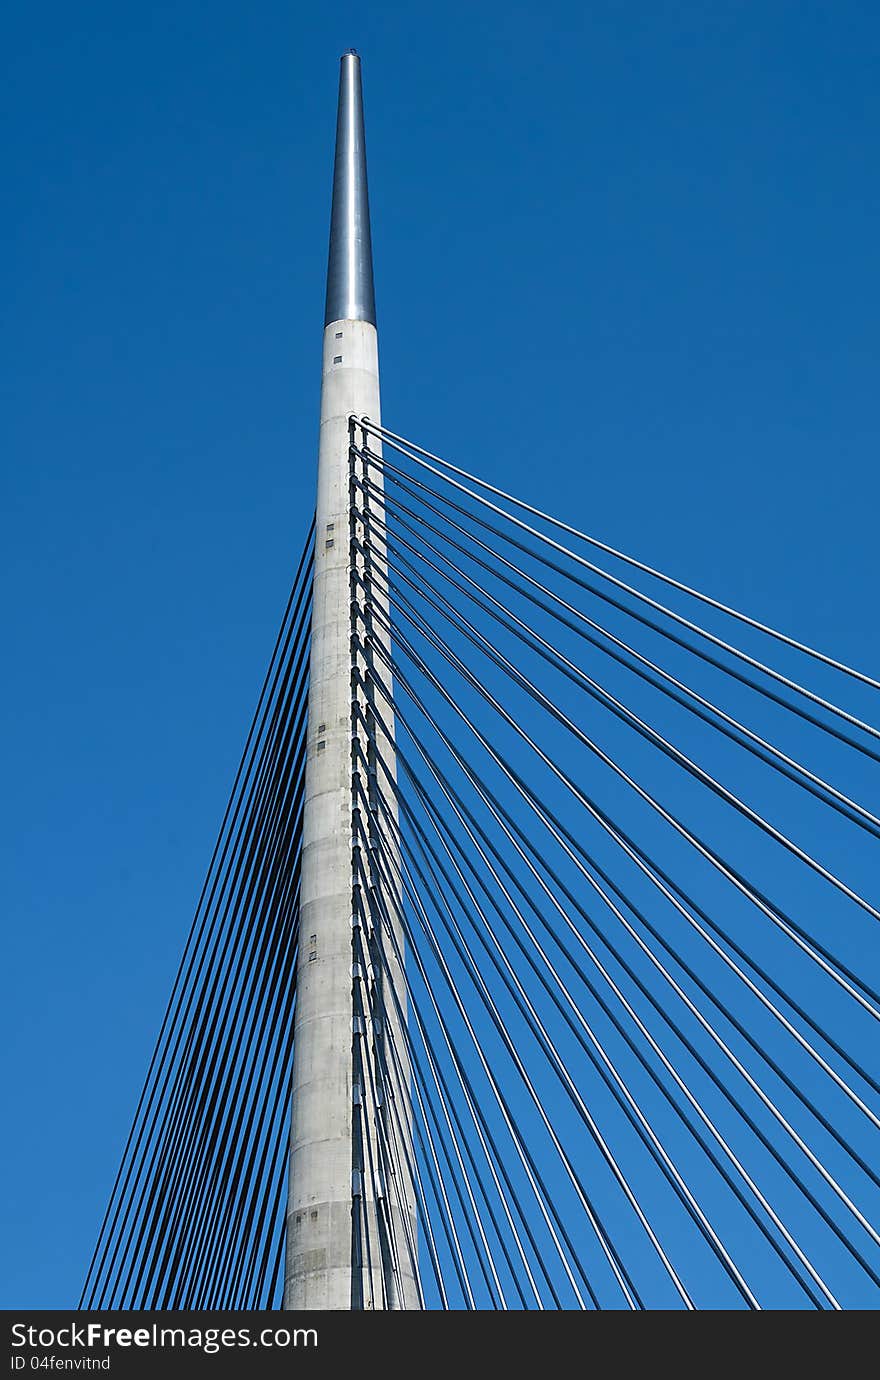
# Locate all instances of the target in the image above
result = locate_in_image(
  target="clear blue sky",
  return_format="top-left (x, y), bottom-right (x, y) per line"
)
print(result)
top-left (2, 1), bottom-right (879, 1307)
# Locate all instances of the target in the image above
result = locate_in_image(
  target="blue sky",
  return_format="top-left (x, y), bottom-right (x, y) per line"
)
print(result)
top-left (2, 1), bottom-right (879, 1307)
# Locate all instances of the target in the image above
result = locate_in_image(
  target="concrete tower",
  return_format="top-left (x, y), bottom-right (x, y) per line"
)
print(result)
top-left (284, 50), bottom-right (419, 1311)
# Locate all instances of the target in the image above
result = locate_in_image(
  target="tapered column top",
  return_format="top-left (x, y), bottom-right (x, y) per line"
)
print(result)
top-left (324, 50), bottom-right (376, 327)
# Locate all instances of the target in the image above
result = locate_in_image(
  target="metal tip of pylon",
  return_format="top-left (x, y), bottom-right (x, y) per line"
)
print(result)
top-left (325, 48), bottom-right (376, 327)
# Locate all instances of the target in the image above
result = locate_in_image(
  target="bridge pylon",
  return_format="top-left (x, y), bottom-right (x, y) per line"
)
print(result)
top-left (284, 49), bottom-right (419, 1311)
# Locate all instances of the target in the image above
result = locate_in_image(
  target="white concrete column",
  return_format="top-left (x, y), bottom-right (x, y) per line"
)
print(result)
top-left (284, 321), bottom-right (377, 1310)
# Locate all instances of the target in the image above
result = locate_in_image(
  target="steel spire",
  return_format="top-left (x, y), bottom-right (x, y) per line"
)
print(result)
top-left (325, 50), bottom-right (376, 327)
